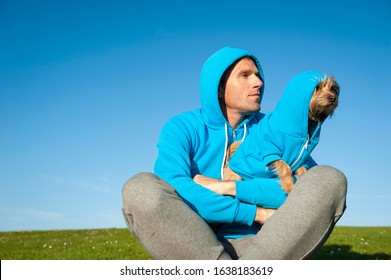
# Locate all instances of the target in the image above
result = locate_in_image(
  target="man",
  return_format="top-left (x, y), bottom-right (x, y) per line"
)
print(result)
top-left (122, 46), bottom-right (347, 259)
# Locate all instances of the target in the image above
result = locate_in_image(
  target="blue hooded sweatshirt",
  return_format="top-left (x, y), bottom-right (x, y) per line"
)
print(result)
top-left (228, 71), bottom-right (323, 180)
top-left (154, 47), bottom-right (287, 239)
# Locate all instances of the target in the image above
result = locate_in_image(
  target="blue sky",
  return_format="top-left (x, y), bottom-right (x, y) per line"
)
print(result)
top-left (0, 0), bottom-right (390, 231)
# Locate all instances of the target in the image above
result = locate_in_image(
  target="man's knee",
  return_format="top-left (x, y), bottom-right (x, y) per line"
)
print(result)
top-left (122, 172), bottom-right (159, 211)
top-left (310, 165), bottom-right (347, 195)
top-left (307, 165), bottom-right (347, 214)
top-left (122, 172), bottom-right (178, 213)
top-left (123, 172), bottom-right (153, 199)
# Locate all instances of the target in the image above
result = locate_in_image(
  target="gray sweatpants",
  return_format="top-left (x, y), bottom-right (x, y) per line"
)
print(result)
top-left (121, 165), bottom-right (347, 260)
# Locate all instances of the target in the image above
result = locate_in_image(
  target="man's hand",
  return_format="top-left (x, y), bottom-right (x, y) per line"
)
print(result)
top-left (254, 206), bottom-right (276, 225)
top-left (193, 174), bottom-right (236, 196)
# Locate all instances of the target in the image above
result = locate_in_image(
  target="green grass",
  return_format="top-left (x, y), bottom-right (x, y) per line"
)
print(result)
top-left (0, 228), bottom-right (151, 260)
top-left (313, 226), bottom-right (391, 260)
top-left (0, 227), bottom-right (390, 260)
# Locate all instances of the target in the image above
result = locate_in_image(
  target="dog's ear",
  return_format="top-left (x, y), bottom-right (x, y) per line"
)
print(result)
top-left (316, 74), bottom-right (328, 91)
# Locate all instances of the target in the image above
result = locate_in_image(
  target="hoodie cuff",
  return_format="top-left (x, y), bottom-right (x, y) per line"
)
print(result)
top-left (234, 200), bottom-right (257, 226)
top-left (263, 154), bottom-right (281, 166)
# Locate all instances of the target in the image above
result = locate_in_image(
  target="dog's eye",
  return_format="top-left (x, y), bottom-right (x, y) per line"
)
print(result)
top-left (331, 86), bottom-right (340, 95)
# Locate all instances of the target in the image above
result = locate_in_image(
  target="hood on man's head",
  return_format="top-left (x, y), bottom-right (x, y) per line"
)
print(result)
top-left (199, 46), bottom-right (265, 127)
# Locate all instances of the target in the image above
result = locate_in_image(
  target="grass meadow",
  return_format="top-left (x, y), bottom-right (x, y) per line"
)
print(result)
top-left (0, 226), bottom-right (390, 260)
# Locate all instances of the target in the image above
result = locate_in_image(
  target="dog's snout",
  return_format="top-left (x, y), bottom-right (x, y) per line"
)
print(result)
top-left (328, 95), bottom-right (337, 103)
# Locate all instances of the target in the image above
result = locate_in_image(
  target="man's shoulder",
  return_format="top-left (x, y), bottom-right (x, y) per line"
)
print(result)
top-left (167, 108), bottom-right (203, 125)
top-left (162, 108), bottom-right (204, 133)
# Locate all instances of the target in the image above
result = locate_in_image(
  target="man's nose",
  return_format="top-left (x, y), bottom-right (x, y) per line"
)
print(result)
top-left (253, 75), bottom-right (263, 88)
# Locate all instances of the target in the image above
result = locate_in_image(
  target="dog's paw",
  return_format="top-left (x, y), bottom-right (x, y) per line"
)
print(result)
top-left (295, 166), bottom-right (307, 177)
top-left (269, 160), bottom-right (295, 193)
top-left (280, 176), bottom-right (295, 193)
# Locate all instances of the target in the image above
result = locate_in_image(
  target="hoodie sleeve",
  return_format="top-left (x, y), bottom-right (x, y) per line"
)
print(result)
top-left (234, 154), bottom-right (318, 208)
top-left (301, 155), bottom-right (318, 169)
top-left (154, 116), bottom-right (257, 226)
top-left (235, 178), bottom-right (287, 208)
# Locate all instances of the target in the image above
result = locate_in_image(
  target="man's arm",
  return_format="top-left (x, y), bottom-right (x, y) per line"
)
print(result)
top-left (193, 174), bottom-right (236, 196)
top-left (193, 173), bottom-right (287, 209)
top-left (154, 116), bottom-right (257, 226)
top-left (193, 174), bottom-right (277, 225)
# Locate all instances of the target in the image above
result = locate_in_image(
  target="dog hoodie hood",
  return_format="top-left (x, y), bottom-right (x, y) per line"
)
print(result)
top-left (270, 70), bottom-right (325, 138)
top-left (229, 70), bottom-right (325, 179)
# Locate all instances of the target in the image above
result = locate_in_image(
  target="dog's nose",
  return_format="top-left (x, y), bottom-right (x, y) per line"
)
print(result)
top-left (328, 95), bottom-right (337, 103)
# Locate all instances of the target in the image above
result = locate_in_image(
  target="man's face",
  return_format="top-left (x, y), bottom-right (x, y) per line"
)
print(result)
top-left (220, 57), bottom-right (263, 121)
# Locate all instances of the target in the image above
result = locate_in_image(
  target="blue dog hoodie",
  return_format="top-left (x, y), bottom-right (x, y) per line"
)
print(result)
top-left (228, 71), bottom-right (326, 180)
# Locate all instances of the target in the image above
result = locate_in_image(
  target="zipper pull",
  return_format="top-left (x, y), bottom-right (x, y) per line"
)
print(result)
top-left (304, 135), bottom-right (309, 149)
top-left (233, 129), bottom-right (236, 139)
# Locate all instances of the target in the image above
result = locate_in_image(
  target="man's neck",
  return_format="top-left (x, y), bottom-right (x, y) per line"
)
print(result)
top-left (226, 111), bottom-right (246, 129)
top-left (219, 101), bottom-right (245, 129)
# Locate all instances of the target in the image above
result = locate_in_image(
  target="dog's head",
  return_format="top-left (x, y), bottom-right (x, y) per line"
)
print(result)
top-left (309, 75), bottom-right (340, 124)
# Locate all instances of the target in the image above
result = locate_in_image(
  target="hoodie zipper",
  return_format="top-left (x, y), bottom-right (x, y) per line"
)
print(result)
top-left (291, 135), bottom-right (310, 169)
top-left (221, 124), bottom-right (247, 179)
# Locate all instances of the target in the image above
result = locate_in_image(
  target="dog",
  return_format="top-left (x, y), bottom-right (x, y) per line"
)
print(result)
top-left (223, 75), bottom-right (340, 193)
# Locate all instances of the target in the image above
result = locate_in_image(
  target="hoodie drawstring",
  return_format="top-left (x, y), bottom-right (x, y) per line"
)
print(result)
top-left (241, 123), bottom-right (247, 142)
top-left (220, 123), bottom-right (229, 179)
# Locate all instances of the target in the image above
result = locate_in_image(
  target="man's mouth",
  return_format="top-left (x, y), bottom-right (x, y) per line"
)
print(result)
top-left (249, 92), bottom-right (260, 97)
